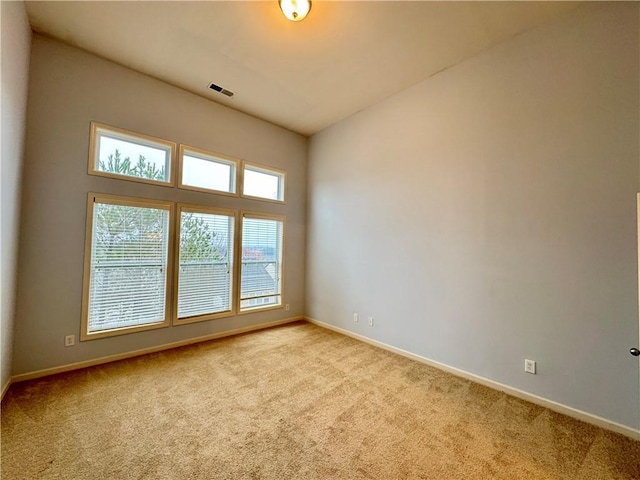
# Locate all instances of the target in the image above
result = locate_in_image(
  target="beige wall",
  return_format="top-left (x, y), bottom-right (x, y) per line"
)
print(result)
top-left (307, 3), bottom-right (639, 429)
top-left (1, 1), bottom-right (31, 391)
top-left (12, 35), bottom-right (307, 375)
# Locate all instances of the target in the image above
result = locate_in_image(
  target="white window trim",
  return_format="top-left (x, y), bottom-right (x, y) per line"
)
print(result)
top-left (237, 211), bottom-right (286, 314)
top-left (173, 203), bottom-right (239, 325)
top-left (177, 144), bottom-right (240, 197)
top-left (81, 192), bottom-right (175, 341)
top-left (240, 161), bottom-right (287, 204)
top-left (88, 122), bottom-right (177, 187)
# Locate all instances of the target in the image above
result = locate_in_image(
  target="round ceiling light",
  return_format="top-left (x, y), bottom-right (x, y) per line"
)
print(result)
top-left (279, 0), bottom-right (312, 22)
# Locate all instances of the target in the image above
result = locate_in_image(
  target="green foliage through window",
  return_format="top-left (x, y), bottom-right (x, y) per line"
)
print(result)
top-left (99, 149), bottom-right (166, 181)
top-left (89, 201), bottom-right (169, 332)
top-left (180, 214), bottom-right (225, 262)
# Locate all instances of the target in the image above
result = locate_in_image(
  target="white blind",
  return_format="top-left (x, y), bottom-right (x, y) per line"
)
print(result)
top-left (240, 216), bottom-right (283, 310)
top-left (177, 211), bottom-right (234, 319)
top-left (88, 201), bottom-right (170, 332)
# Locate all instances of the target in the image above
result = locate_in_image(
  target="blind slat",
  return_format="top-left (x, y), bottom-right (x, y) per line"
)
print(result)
top-left (88, 202), bottom-right (170, 333)
top-left (177, 212), bottom-right (234, 319)
top-left (240, 217), bottom-right (283, 310)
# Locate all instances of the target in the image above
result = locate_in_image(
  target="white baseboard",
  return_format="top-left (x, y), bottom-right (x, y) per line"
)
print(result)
top-left (305, 316), bottom-right (640, 441)
top-left (1, 377), bottom-right (12, 401)
top-left (11, 317), bottom-right (303, 384)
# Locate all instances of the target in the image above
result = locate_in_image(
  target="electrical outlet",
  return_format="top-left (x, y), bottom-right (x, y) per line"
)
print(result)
top-left (524, 359), bottom-right (536, 374)
top-left (353, 313), bottom-right (359, 323)
top-left (285, 304), bottom-right (290, 311)
top-left (65, 335), bottom-right (75, 347)
top-left (368, 316), bottom-right (374, 327)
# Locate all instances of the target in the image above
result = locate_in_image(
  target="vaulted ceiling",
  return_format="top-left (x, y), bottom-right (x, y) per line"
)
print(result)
top-left (25, 1), bottom-right (581, 136)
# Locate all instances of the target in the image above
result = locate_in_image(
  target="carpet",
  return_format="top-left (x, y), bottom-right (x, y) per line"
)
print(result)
top-left (2, 321), bottom-right (638, 479)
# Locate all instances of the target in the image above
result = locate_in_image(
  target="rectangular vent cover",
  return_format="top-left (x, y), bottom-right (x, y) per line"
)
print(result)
top-left (208, 82), bottom-right (234, 97)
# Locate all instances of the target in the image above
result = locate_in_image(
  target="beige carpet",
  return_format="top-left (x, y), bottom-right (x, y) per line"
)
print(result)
top-left (2, 321), bottom-right (638, 479)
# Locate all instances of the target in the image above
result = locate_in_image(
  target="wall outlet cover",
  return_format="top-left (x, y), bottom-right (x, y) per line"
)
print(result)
top-left (525, 359), bottom-right (536, 374)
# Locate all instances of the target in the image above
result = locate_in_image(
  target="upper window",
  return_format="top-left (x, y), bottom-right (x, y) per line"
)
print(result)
top-left (242, 162), bottom-right (286, 203)
top-left (175, 205), bottom-right (236, 324)
top-left (81, 193), bottom-right (174, 340)
top-left (89, 122), bottom-right (175, 186)
top-left (240, 213), bottom-right (284, 312)
top-left (178, 145), bottom-right (238, 195)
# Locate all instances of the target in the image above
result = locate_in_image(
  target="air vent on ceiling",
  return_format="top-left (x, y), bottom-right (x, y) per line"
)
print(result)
top-left (208, 82), bottom-right (234, 98)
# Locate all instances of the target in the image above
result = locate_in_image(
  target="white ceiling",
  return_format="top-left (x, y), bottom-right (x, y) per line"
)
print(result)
top-left (25, 1), bottom-right (581, 136)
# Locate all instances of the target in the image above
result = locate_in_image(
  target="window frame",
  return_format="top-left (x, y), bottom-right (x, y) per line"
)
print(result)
top-left (241, 161), bottom-right (287, 204)
top-left (177, 144), bottom-right (240, 197)
top-left (173, 203), bottom-right (239, 325)
top-left (81, 192), bottom-right (175, 341)
top-left (237, 211), bottom-right (286, 314)
top-left (88, 122), bottom-right (177, 187)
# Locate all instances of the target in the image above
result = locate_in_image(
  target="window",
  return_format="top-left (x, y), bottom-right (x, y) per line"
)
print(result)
top-left (81, 193), bottom-right (174, 340)
top-left (240, 213), bottom-right (284, 312)
top-left (89, 122), bottom-right (175, 185)
top-left (178, 145), bottom-right (238, 195)
top-left (175, 205), bottom-right (236, 323)
top-left (242, 162), bottom-right (286, 202)
top-left (83, 125), bottom-right (291, 338)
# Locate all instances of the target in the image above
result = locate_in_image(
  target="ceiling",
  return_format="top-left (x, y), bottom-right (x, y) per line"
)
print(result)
top-left (25, 1), bottom-right (581, 136)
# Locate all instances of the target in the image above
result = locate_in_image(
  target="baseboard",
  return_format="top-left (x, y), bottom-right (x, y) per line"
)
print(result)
top-left (1, 377), bottom-right (12, 401)
top-left (11, 317), bottom-right (303, 384)
top-left (305, 316), bottom-right (640, 441)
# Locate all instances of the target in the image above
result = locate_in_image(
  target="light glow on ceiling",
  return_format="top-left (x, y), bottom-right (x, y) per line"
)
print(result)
top-left (279, 0), bottom-right (311, 22)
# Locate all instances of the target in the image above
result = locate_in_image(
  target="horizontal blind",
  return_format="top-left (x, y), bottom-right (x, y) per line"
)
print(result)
top-left (177, 211), bottom-right (234, 319)
top-left (240, 216), bottom-right (283, 310)
top-left (88, 201), bottom-right (170, 332)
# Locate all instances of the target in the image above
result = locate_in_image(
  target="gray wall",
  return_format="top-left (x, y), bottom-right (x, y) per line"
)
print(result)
top-left (1, 1), bottom-right (31, 390)
top-left (306, 3), bottom-right (640, 429)
top-left (12, 35), bottom-right (307, 375)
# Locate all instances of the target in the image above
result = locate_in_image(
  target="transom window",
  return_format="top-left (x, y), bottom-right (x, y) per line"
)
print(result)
top-left (89, 122), bottom-right (175, 185)
top-left (242, 162), bottom-right (286, 202)
top-left (179, 145), bottom-right (238, 195)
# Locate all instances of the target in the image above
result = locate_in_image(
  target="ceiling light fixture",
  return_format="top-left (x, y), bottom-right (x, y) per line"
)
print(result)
top-left (279, 0), bottom-right (311, 22)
